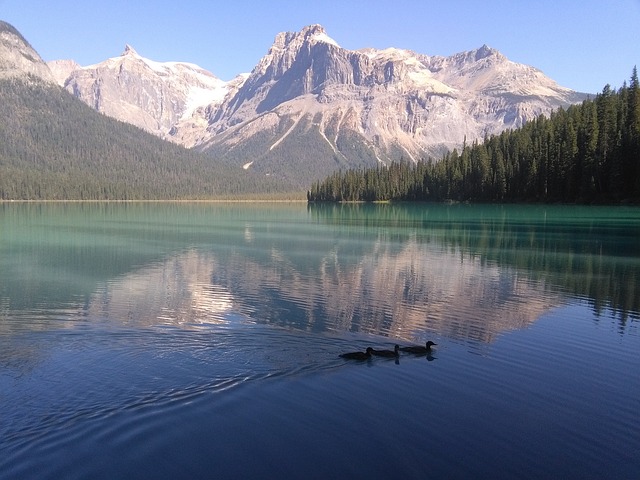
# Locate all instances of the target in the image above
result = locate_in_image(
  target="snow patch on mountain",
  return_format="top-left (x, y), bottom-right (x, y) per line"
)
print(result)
top-left (312, 29), bottom-right (340, 47)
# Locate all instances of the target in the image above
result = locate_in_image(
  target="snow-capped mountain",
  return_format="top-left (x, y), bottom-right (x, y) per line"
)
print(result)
top-left (50, 45), bottom-right (233, 139)
top-left (185, 25), bottom-right (586, 183)
top-left (48, 24), bottom-right (587, 186)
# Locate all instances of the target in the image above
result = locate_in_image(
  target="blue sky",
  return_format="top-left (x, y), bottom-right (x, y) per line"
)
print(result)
top-left (2, 0), bottom-right (639, 94)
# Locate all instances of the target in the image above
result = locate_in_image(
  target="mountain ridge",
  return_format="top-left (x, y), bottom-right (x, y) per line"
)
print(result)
top-left (180, 25), bottom-right (587, 185)
top-left (3, 20), bottom-right (589, 188)
top-left (0, 20), bottom-right (56, 83)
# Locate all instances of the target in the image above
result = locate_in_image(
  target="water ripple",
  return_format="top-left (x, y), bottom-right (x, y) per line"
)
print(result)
top-left (1, 321), bottom-right (373, 460)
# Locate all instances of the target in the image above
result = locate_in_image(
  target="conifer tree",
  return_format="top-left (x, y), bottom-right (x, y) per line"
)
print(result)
top-left (628, 66), bottom-right (640, 194)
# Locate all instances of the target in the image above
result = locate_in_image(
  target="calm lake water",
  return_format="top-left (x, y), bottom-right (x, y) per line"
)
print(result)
top-left (1, 202), bottom-right (639, 479)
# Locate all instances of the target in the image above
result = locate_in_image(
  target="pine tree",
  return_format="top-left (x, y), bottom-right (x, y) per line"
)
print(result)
top-left (597, 84), bottom-right (618, 197)
top-left (628, 66), bottom-right (640, 196)
top-left (579, 100), bottom-right (599, 200)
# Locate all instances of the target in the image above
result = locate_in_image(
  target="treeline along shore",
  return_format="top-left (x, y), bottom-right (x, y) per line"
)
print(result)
top-left (308, 69), bottom-right (640, 204)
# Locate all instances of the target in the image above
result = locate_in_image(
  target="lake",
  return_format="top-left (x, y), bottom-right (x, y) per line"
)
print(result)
top-left (1, 202), bottom-right (639, 479)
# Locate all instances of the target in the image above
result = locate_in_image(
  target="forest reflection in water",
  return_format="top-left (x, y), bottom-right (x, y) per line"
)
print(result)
top-left (1, 202), bottom-right (638, 341)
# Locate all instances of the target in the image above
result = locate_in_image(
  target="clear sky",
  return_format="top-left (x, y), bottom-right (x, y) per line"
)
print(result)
top-left (2, 0), bottom-right (639, 94)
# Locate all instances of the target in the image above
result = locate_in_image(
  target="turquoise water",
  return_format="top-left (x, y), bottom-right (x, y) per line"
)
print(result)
top-left (1, 202), bottom-right (639, 479)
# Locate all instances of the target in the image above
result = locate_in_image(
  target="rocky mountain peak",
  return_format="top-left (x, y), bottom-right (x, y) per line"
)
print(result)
top-left (300, 24), bottom-right (339, 47)
top-left (253, 24), bottom-right (339, 79)
top-left (122, 44), bottom-right (139, 57)
top-left (0, 20), bottom-right (55, 83)
top-left (302, 24), bottom-right (325, 36)
top-left (437, 44), bottom-right (505, 72)
top-left (271, 24), bottom-right (339, 51)
top-left (474, 44), bottom-right (500, 60)
top-left (53, 43), bottom-right (230, 139)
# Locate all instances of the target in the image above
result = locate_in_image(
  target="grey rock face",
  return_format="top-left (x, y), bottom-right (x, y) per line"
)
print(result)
top-left (0, 21), bottom-right (56, 83)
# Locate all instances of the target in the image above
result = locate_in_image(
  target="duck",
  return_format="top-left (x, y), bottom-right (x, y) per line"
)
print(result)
top-left (371, 344), bottom-right (400, 358)
top-left (340, 347), bottom-right (373, 360)
top-left (399, 341), bottom-right (437, 355)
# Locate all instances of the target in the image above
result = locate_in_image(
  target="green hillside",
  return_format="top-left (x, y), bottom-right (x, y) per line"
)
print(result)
top-left (201, 111), bottom-right (381, 189)
top-left (0, 77), bottom-right (295, 200)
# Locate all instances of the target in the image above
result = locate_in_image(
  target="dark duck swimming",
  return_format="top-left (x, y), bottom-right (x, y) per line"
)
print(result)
top-left (399, 341), bottom-right (437, 354)
top-left (339, 347), bottom-right (373, 360)
top-left (371, 344), bottom-right (400, 358)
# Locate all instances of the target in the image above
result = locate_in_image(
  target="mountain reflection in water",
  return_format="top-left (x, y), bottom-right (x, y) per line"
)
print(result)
top-left (2, 202), bottom-right (637, 340)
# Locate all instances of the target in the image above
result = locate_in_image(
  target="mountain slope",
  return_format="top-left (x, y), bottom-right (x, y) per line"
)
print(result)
top-left (0, 22), bottom-right (291, 200)
top-left (0, 76), bottom-right (291, 199)
top-left (0, 20), bottom-right (55, 83)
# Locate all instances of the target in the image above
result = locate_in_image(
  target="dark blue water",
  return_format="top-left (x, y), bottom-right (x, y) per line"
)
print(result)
top-left (1, 203), bottom-right (639, 479)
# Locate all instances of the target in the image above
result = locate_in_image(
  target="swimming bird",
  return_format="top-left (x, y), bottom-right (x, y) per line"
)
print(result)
top-left (340, 347), bottom-right (373, 360)
top-left (399, 341), bottom-right (437, 354)
top-left (371, 344), bottom-right (400, 358)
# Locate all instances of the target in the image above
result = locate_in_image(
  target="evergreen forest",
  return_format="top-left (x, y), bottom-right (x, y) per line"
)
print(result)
top-left (0, 77), bottom-right (293, 200)
top-left (308, 69), bottom-right (640, 204)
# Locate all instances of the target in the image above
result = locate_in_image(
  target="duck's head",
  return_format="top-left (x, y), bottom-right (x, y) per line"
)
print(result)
top-left (426, 341), bottom-right (437, 348)
top-left (365, 347), bottom-right (374, 354)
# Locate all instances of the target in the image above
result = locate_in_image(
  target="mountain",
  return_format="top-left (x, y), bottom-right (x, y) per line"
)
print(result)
top-left (37, 23), bottom-right (589, 188)
top-left (191, 25), bottom-right (587, 185)
top-left (0, 20), bottom-right (55, 83)
top-left (0, 21), bottom-right (291, 200)
top-left (49, 45), bottom-right (235, 139)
